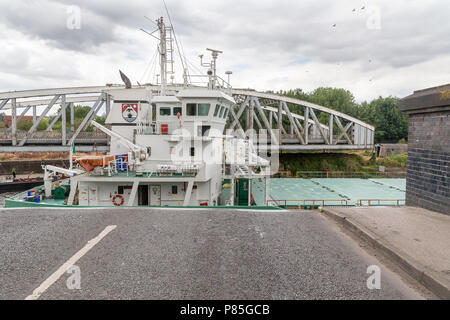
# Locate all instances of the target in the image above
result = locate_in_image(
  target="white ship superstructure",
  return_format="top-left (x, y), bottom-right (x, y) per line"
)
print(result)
top-left (33, 16), bottom-right (272, 208)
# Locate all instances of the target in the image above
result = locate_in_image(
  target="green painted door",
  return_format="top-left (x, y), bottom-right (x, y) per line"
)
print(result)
top-left (236, 178), bottom-right (249, 206)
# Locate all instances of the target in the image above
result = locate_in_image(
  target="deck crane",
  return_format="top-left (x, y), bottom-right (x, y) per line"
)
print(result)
top-left (43, 165), bottom-right (84, 197)
top-left (90, 121), bottom-right (149, 165)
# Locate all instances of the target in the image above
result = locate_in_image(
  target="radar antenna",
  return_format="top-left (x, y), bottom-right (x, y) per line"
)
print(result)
top-left (199, 48), bottom-right (223, 89)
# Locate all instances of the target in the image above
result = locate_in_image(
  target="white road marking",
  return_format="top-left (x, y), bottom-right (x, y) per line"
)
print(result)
top-left (25, 225), bottom-right (117, 300)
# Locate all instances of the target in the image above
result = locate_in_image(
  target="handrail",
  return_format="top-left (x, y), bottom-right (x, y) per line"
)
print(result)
top-left (275, 170), bottom-right (292, 177)
top-left (356, 199), bottom-right (405, 206)
top-left (267, 199), bottom-right (350, 209)
top-left (267, 198), bottom-right (406, 208)
top-left (290, 171), bottom-right (406, 178)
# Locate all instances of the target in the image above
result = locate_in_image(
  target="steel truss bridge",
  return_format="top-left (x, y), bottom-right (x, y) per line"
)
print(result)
top-left (0, 85), bottom-right (374, 152)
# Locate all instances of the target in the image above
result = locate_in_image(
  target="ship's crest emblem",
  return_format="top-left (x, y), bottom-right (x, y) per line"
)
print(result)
top-left (122, 104), bottom-right (138, 122)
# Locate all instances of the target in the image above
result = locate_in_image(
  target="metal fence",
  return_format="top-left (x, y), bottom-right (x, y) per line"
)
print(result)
top-left (266, 199), bottom-right (351, 209)
top-left (267, 198), bottom-right (406, 209)
top-left (356, 199), bottom-right (405, 206)
top-left (272, 171), bottom-right (406, 179)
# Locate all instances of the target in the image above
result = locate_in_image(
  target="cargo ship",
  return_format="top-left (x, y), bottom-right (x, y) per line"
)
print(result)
top-left (5, 17), bottom-right (271, 208)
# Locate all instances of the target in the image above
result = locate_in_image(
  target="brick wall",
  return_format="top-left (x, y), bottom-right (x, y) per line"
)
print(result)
top-left (406, 110), bottom-right (449, 214)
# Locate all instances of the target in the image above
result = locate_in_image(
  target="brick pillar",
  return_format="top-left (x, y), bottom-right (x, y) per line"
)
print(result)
top-left (399, 84), bottom-right (450, 215)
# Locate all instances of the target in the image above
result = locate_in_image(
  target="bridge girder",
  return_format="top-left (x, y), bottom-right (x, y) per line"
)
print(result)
top-left (0, 85), bottom-right (374, 152)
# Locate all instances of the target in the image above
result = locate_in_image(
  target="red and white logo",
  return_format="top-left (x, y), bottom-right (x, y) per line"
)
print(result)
top-left (122, 104), bottom-right (138, 122)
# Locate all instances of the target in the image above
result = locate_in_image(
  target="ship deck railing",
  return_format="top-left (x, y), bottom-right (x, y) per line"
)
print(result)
top-left (99, 170), bottom-right (198, 178)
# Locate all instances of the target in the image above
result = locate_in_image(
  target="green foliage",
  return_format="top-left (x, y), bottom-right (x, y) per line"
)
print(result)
top-left (95, 116), bottom-right (106, 125)
top-left (48, 105), bottom-right (105, 132)
top-left (310, 87), bottom-right (358, 117)
top-left (68, 105), bottom-right (91, 120)
top-left (370, 152), bottom-right (377, 165)
top-left (17, 119), bottom-right (33, 131)
top-left (281, 88), bottom-right (408, 143)
top-left (280, 153), bottom-right (366, 173)
top-left (398, 138), bottom-right (407, 144)
top-left (376, 153), bottom-right (408, 168)
top-left (37, 118), bottom-right (48, 131)
top-left (17, 118), bottom-right (48, 131)
top-left (357, 97), bottom-right (408, 143)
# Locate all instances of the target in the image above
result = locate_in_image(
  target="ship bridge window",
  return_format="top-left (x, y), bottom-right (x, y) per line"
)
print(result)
top-left (160, 107), bottom-right (171, 116)
top-left (219, 106), bottom-right (225, 117)
top-left (222, 108), bottom-right (228, 118)
top-left (187, 103), bottom-right (211, 116)
top-left (173, 107), bottom-right (182, 116)
top-left (214, 104), bottom-right (220, 117)
top-left (187, 103), bottom-right (196, 116)
top-left (198, 103), bottom-right (210, 116)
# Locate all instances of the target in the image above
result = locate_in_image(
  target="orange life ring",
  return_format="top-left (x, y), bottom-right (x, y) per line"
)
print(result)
top-left (112, 194), bottom-right (124, 206)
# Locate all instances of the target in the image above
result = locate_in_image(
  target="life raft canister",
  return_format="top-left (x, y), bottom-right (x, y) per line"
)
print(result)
top-left (112, 194), bottom-right (124, 206)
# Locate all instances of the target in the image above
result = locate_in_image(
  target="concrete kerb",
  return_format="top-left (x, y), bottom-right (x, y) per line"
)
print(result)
top-left (322, 208), bottom-right (450, 300)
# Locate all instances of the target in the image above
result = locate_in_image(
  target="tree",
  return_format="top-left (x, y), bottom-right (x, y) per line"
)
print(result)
top-left (308, 87), bottom-right (358, 118)
top-left (17, 118), bottom-right (48, 131)
top-left (281, 87), bottom-right (408, 143)
top-left (366, 97), bottom-right (408, 143)
top-left (49, 105), bottom-right (105, 131)
top-left (37, 118), bottom-right (49, 131)
top-left (282, 87), bottom-right (359, 125)
top-left (17, 119), bottom-right (33, 131)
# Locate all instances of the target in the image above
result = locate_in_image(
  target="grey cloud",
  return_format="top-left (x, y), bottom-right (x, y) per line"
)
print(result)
top-left (0, 0), bottom-right (118, 52)
top-left (3, 0), bottom-right (449, 70)
top-left (1, 0), bottom-right (449, 100)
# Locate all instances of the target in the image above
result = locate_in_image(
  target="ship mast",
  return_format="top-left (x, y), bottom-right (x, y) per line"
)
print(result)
top-left (157, 17), bottom-right (167, 96)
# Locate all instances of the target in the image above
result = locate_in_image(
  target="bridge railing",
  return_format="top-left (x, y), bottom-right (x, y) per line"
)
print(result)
top-left (294, 171), bottom-right (406, 179)
top-left (356, 199), bottom-right (405, 206)
top-left (267, 198), bottom-right (406, 209)
top-left (271, 171), bottom-right (406, 178)
top-left (267, 199), bottom-right (351, 209)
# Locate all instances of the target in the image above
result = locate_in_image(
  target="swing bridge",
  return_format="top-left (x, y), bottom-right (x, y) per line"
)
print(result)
top-left (0, 85), bottom-right (374, 152)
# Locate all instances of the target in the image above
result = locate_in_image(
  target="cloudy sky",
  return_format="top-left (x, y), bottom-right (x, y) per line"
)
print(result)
top-left (0, 0), bottom-right (449, 103)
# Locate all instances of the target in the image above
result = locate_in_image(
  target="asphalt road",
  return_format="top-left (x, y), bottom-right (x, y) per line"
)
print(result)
top-left (0, 207), bottom-right (425, 299)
